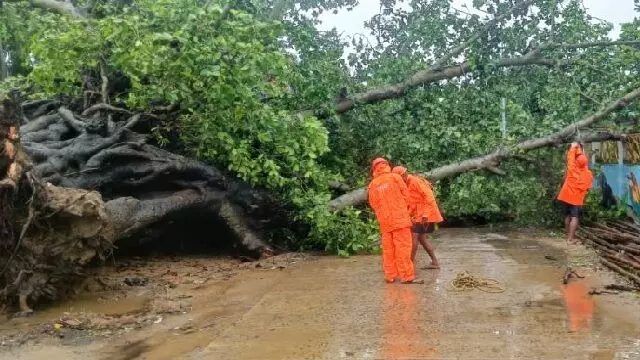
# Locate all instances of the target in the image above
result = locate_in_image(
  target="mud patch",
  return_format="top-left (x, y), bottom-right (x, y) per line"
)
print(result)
top-left (106, 339), bottom-right (151, 360)
top-left (0, 252), bottom-right (314, 358)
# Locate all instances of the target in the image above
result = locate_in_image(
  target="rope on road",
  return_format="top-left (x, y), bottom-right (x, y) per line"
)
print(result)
top-left (448, 270), bottom-right (505, 293)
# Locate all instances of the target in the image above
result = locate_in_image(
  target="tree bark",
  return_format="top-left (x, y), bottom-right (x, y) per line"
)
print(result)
top-left (328, 87), bottom-right (640, 211)
top-left (601, 258), bottom-right (640, 286)
top-left (19, 103), bottom-right (278, 254)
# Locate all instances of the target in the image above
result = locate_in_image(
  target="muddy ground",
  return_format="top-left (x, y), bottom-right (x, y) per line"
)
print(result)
top-left (0, 228), bottom-right (639, 360)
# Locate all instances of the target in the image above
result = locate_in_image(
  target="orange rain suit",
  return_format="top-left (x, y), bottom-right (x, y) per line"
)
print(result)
top-left (393, 167), bottom-right (444, 225)
top-left (557, 144), bottom-right (593, 206)
top-left (368, 158), bottom-right (415, 283)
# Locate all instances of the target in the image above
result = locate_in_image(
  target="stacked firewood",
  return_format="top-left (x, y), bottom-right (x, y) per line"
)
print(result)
top-left (578, 221), bottom-right (640, 285)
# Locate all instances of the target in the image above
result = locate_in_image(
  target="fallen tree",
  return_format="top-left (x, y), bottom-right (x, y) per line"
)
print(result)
top-left (321, 3), bottom-right (640, 211)
top-left (0, 97), bottom-right (286, 313)
top-left (19, 100), bottom-right (281, 254)
top-left (1, 0), bottom-right (639, 312)
top-left (329, 87), bottom-right (640, 211)
top-left (12, 0), bottom-right (640, 213)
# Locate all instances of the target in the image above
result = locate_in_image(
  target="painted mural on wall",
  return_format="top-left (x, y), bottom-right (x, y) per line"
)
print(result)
top-left (595, 134), bottom-right (640, 216)
top-left (598, 165), bottom-right (638, 213)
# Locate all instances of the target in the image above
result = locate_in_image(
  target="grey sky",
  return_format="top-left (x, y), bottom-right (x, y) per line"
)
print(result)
top-left (317, 0), bottom-right (637, 51)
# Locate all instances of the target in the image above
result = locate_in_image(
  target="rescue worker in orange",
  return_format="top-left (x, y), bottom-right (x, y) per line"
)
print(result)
top-left (556, 143), bottom-right (593, 245)
top-left (368, 158), bottom-right (423, 284)
top-left (393, 166), bottom-right (442, 269)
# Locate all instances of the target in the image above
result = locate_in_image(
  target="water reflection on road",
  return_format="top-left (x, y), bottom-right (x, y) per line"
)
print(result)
top-left (562, 281), bottom-right (594, 333)
top-left (380, 285), bottom-right (438, 359)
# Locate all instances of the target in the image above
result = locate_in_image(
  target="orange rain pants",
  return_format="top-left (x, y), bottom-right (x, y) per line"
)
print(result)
top-left (381, 227), bottom-right (415, 283)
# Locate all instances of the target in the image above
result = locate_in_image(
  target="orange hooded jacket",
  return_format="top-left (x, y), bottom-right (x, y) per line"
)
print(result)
top-left (368, 159), bottom-right (412, 233)
top-left (392, 167), bottom-right (444, 224)
top-left (557, 144), bottom-right (593, 206)
top-left (407, 175), bottom-right (444, 224)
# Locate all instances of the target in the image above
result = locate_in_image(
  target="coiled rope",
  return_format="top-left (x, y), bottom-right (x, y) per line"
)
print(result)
top-left (448, 270), bottom-right (505, 293)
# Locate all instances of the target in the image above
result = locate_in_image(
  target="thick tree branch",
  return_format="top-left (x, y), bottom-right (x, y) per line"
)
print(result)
top-left (82, 103), bottom-right (133, 117)
top-left (330, 41), bottom-right (640, 116)
top-left (540, 40), bottom-right (640, 51)
top-left (332, 52), bottom-right (556, 115)
top-left (328, 181), bottom-right (351, 192)
top-left (328, 87), bottom-right (640, 211)
top-left (99, 58), bottom-right (109, 104)
top-left (29, 0), bottom-right (83, 17)
top-left (485, 165), bottom-right (506, 176)
top-left (579, 131), bottom-right (627, 143)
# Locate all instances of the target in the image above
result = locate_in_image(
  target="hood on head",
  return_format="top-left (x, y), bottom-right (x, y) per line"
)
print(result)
top-left (576, 154), bottom-right (589, 169)
top-left (371, 157), bottom-right (391, 177)
top-left (392, 166), bottom-right (407, 176)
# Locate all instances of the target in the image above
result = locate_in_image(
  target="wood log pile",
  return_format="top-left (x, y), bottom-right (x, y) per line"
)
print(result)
top-left (578, 221), bottom-right (640, 285)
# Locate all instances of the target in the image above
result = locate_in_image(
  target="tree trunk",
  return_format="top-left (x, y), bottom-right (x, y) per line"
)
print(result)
top-left (0, 42), bottom-right (8, 81)
top-left (329, 87), bottom-right (640, 211)
top-left (0, 99), bottom-right (286, 311)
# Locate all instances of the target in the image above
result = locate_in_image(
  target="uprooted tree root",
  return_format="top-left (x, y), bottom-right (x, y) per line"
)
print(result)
top-left (0, 98), bottom-right (289, 313)
top-left (0, 176), bottom-right (114, 314)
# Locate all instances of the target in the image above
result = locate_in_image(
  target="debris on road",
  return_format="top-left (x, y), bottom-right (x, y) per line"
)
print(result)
top-left (579, 220), bottom-right (640, 286)
top-left (604, 283), bottom-right (640, 292)
top-left (562, 268), bottom-right (585, 285)
top-left (124, 277), bottom-right (149, 286)
top-left (588, 288), bottom-right (619, 296)
top-left (59, 317), bottom-right (84, 329)
top-left (478, 233), bottom-right (509, 241)
top-left (448, 270), bottom-right (505, 293)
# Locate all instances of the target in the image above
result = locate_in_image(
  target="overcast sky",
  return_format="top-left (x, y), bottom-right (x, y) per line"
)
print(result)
top-left (317, 0), bottom-right (638, 51)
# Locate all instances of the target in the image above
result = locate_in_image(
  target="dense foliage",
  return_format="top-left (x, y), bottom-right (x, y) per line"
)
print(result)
top-left (1, 0), bottom-right (639, 254)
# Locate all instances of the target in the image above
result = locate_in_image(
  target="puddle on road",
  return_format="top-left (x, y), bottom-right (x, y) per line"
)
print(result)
top-left (397, 228), bottom-right (640, 359)
top-left (379, 285), bottom-right (438, 359)
top-left (0, 292), bottom-right (150, 331)
top-left (562, 281), bottom-right (594, 332)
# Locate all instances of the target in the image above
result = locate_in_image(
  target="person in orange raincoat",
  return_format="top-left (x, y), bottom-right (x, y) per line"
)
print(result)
top-left (557, 143), bottom-right (593, 245)
top-left (393, 166), bottom-right (443, 269)
top-left (368, 158), bottom-right (422, 284)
